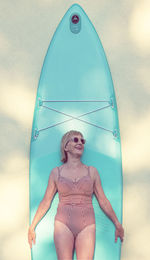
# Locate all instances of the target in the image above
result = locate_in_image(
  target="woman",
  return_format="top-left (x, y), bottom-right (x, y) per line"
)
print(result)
top-left (28, 130), bottom-right (124, 260)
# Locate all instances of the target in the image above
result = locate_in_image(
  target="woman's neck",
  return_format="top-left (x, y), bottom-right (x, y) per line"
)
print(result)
top-left (65, 156), bottom-right (83, 169)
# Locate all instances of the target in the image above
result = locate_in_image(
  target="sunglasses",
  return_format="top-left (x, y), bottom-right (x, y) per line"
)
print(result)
top-left (65, 137), bottom-right (86, 147)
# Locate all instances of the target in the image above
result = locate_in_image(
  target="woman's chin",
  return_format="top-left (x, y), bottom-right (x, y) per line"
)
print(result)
top-left (69, 149), bottom-right (83, 157)
top-left (75, 151), bottom-right (83, 156)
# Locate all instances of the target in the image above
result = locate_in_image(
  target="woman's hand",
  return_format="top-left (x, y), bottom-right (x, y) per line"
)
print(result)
top-left (115, 222), bottom-right (124, 243)
top-left (28, 226), bottom-right (36, 249)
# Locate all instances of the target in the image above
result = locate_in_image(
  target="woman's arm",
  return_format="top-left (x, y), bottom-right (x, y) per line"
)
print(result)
top-left (92, 166), bottom-right (124, 242)
top-left (30, 167), bottom-right (58, 229)
top-left (28, 167), bottom-right (58, 248)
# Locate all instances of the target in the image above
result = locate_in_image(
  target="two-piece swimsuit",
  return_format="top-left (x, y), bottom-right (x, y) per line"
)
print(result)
top-left (55, 165), bottom-right (95, 239)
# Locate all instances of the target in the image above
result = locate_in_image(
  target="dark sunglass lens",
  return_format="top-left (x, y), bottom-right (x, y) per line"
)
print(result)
top-left (74, 137), bottom-right (79, 143)
top-left (81, 138), bottom-right (85, 144)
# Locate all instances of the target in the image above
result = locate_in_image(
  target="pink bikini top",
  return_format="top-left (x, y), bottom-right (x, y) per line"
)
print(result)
top-left (57, 165), bottom-right (94, 205)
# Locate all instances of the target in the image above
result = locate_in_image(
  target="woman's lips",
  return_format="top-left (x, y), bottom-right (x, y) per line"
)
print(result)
top-left (75, 146), bottom-right (83, 150)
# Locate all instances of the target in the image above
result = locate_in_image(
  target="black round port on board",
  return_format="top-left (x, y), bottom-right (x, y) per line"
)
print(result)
top-left (72, 15), bottom-right (79, 24)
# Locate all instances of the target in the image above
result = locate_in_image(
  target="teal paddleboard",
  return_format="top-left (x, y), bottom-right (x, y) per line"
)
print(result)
top-left (29, 3), bottom-right (123, 260)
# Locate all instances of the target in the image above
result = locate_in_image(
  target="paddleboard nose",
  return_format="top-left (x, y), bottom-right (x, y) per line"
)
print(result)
top-left (70, 13), bottom-right (81, 34)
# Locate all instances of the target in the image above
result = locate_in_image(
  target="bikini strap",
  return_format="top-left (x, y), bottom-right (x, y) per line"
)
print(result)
top-left (57, 165), bottom-right (64, 179)
top-left (88, 166), bottom-right (90, 176)
top-left (57, 167), bottom-right (60, 178)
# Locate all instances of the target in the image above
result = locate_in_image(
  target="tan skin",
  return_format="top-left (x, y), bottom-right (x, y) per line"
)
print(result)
top-left (28, 134), bottom-right (124, 259)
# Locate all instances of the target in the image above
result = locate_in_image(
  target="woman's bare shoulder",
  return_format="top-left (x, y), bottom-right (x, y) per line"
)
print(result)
top-left (89, 165), bottom-right (98, 172)
top-left (88, 166), bottom-right (99, 180)
top-left (50, 166), bottom-right (59, 181)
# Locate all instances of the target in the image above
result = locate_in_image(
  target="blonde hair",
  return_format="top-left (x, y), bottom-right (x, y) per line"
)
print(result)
top-left (61, 130), bottom-right (84, 163)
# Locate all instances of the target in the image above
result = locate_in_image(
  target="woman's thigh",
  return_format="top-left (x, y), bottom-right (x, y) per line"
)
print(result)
top-left (75, 224), bottom-right (96, 260)
top-left (54, 220), bottom-right (74, 260)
